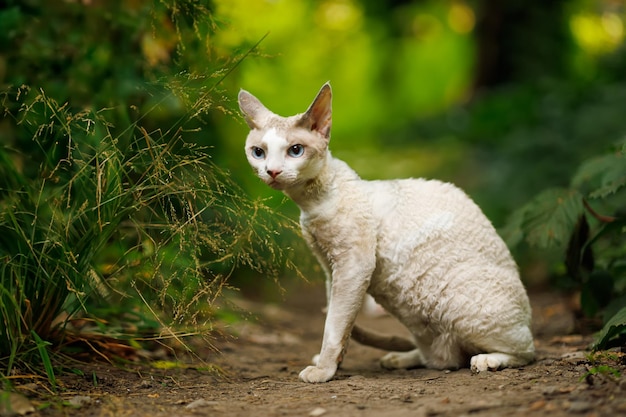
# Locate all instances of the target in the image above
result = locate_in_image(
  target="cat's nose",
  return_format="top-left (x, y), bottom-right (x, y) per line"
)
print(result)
top-left (267, 169), bottom-right (282, 179)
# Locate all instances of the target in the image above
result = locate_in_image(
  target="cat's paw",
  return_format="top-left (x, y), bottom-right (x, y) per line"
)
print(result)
top-left (299, 365), bottom-right (336, 383)
top-left (470, 354), bottom-right (503, 373)
top-left (380, 352), bottom-right (404, 369)
top-left (470, 352), bottom-right (531, 373)
top-left (380, 349), bottom-right (424, 370)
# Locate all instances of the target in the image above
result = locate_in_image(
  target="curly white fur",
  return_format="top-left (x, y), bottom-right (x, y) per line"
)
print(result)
top-left (239, 83), bottom-right (535, 383)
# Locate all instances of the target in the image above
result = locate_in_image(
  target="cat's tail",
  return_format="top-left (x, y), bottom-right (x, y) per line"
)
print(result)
top-left (351, 324), bottom-right (416, 352)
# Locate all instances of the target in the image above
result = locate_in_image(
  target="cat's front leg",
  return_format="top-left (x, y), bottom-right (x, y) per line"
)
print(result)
top-left (299, 259), bottom-right (373, 383)
top-left (298, 301), bottom-right (355, 383)
top-left (299, 303), bottom-right (350, 383)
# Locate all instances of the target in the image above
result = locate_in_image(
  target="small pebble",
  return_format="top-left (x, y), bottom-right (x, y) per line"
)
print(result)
top-left (309, 407), bottom-right (327, 416)
top-left (568, 401), bottom-right (593, 413)
top-left (185, 399), bottom-right (218, 410)
top-left (0, 392), bottom-right (34, 416)
top-left (68, 396), bottom-right (92, 408)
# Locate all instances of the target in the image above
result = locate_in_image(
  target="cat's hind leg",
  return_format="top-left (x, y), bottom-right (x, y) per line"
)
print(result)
top-left (380, 333), bottom-right (464, 370)
top-left (424, 333), bottom-right (467, 370)
top-left (470, 352), bottom-right (534, 372)
top-left (380, 348), bottom-right (425, 370)
top-left (380, 336), bottom-right (465, 370)
top-left (469, 325), bottom-right (535, 372)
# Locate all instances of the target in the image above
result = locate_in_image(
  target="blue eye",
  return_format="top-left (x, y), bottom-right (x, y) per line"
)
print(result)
top-left (251, 147), bottom-right (265, 159)
top-left (287, 144), bottom-right (304, 158)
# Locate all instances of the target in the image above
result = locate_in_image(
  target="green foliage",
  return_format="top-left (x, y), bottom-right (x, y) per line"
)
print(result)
top-left (581, 363), bottom-right (621, 381)
top-left (212, 0), bottom-right (475, 150)
top-left (0, 85), bottom-right (300, 378)
top-left (0, 0), bottom-right (304, 378)
top-left (30, 331), bottom-right (56, 389)
top-left (572, 145), bottom-right (626, 198)
top-left (595, 307), bottom-right (626, 350)
top-left (579, 351), bottom-right (623, 384)
top-left (504, 139), bottom-right (626, 348)
top-left (2, 0), bottom-right (626, 381)
top-left (503, 188), bottom-right (585, 249)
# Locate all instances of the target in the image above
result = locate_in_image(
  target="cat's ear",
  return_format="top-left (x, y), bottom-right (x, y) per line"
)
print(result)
top-left (238, 89), bottom-right (274, 130)
top-left (298, 82), bottom-right (332, 139)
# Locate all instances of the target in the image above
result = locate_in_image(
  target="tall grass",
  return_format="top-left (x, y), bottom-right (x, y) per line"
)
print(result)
top-left (0, 86), bottom-right (300, 380)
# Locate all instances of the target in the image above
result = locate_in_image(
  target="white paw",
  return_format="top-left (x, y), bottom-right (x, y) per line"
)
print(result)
top-left (470, 354), bottom-right (502, 373)
top-left (380, 352), bottom-right (403, 369)
top-left (299, 365), bottom-right (336, 383)
top-left (380, 349), bottom-right (424, 370)
top-left (311, 354), bottom-right (320, 366)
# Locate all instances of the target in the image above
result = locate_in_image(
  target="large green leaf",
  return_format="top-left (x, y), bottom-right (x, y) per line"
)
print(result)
top-left (572, 149), bottom-right (626, 199)
top-left (594, 306), bottom-right (626, 350)
top-left (499, 206), bottom-right (526, 248)
top-left (521, 188), bottom-right (584, 248)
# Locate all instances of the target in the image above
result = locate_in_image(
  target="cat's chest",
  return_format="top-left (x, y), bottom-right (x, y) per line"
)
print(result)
top-left (298, 191), bottom-right (377, 261)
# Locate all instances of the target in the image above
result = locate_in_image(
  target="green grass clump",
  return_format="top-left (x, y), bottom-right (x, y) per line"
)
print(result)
top-left (0, 87), bottom-right (300, 382)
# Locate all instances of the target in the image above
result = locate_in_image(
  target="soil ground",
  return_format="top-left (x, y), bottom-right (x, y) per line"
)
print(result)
top-left (10, 284), bottom-right (626, 417)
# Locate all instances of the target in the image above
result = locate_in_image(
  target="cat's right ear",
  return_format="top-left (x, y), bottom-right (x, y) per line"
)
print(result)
top-left (298, 82), bottom-right (332, 140)
top-left (238, 89), bottom-right (273, 130)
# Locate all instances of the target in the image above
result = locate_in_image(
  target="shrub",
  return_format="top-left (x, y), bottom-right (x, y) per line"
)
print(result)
top-left (0, 86), bottom-right (299, 381)
top-left (503, 138), bottom-right (626, 349)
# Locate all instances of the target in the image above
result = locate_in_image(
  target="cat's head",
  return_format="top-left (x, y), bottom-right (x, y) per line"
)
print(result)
top-left (238, 83), bottom-right (332, 191)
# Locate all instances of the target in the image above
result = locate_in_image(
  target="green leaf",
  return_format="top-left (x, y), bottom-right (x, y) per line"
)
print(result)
top-left (31, 331), bottom-right (56, 390)
top-left (572, 149), bottom-right (626, 199)
top-left (520, 188), bottom-right (584, 249)
top-left (594, 306), bottom-right (626, 350)
top-left (499, 206), bottom-right (525, 248)
top-left (590, 171), bottom-right (626, 200)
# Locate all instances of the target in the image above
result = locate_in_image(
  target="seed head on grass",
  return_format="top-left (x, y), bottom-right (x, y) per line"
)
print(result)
top-left (0, 83), bottom-right (302, 381)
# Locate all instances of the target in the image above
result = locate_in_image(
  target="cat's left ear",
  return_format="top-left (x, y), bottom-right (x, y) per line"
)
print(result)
top-left (298, 82), bottom-right (332, 139)
top-left (238, 89), bottom-right (274, 130)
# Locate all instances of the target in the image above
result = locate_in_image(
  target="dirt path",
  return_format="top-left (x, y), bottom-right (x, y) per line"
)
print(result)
top-left (31, 284), bottom-right (626, 417)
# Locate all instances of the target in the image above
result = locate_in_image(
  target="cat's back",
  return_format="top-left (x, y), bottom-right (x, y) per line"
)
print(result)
top-left (366, 177), bottom-right (484, 225)
top-left (363, 177), bottom-right (525, 323)
top-left (364, 177), bottom-right (513, 267)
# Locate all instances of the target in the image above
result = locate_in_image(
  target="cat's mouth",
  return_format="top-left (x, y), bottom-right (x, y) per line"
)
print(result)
top-left (266, 176), bottom-right (308, 190)
top-left (267, 179), bottom-right (285, 190)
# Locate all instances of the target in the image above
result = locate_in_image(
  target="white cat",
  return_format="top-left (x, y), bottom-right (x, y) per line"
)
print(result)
top-left (238, 83), bottom-right (535, 383)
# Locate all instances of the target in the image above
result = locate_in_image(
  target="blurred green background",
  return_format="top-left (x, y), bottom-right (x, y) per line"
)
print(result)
top-left (1, 0), bottom-right (626, 371)
top-left (4, 0), bottom-right (624, 214)
top-left (209, 0), bottom-right (626, 291)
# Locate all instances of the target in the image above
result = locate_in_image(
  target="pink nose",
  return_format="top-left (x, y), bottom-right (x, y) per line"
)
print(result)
top-left (267, 169), bottom-right (282, 179)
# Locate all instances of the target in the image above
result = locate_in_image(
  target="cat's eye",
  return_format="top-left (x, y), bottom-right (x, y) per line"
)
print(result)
top-left (251, 147), bottom-right (265, 159)
top-left (287, 144), bottom-right (305, 158)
